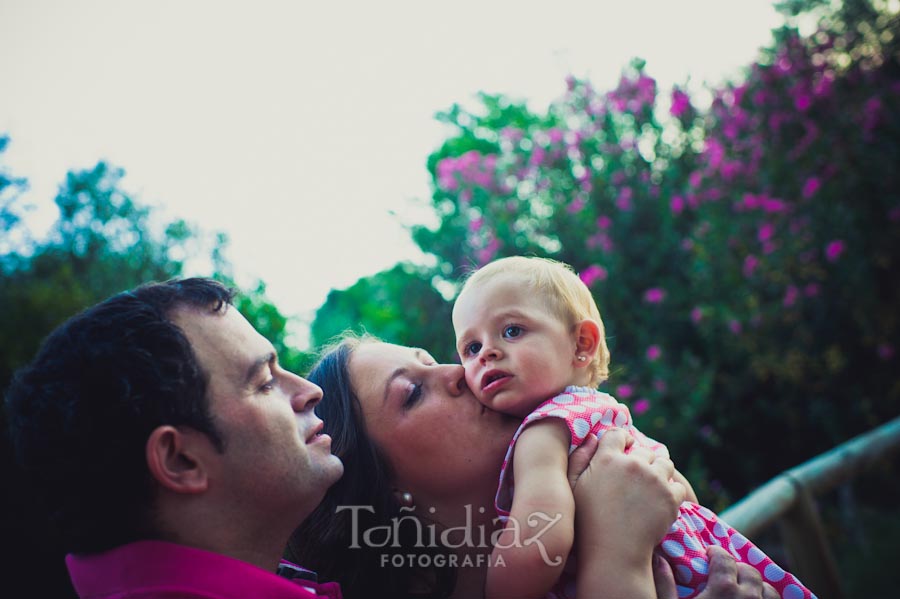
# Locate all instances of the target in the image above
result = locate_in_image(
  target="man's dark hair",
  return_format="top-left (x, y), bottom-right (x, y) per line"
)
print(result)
top-left (5, 277), bottom-right (236, 554)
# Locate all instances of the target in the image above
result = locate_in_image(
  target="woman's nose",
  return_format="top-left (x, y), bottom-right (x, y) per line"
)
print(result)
top-left (440, 363), bottom-right (466, 396)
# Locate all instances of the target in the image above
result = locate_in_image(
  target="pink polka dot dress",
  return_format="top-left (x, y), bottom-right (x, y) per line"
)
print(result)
top-left (495, 386), bottom-right (816, 599)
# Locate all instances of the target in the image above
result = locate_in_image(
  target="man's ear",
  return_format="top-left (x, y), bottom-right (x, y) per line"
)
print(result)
top-left (146, 425), bottom-right (211, 494)
top-left (573, 319), bottom-right (601, 367)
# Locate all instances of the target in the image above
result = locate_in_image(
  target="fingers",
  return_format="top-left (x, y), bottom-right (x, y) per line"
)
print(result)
top-left (735, 562), bottom-right (764, 595)
top-left (762, 582), bottom-right (780, 599)
top-left (652, 551), bottom-right (677, 599)
top-left (705, 545), bottom-right (739, 589)
top-left (595, 427), bottom-right (628, 454)
top-left (567, 434), bottom-right (599, 489)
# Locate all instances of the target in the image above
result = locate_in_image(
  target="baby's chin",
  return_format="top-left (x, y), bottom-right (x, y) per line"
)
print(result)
top-left (484, 393), bottom-right (536, 419)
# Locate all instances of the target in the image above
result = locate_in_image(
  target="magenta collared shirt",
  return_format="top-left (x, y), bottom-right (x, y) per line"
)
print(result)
top-left (66, 540), bottom-right (342, 599)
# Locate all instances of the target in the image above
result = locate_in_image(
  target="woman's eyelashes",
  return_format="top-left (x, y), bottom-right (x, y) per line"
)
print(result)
top-left (403, 382), bottom-right (424, 408)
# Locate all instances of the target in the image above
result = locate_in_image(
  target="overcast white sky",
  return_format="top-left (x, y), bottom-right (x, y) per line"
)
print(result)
top-left (0, 0), bottom-right (782, 347)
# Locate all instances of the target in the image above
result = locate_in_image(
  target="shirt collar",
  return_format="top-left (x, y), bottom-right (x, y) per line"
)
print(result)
top-left (66, 540), bottom-right (322, 599)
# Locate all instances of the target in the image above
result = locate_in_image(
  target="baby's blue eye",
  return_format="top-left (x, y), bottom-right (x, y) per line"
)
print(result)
top-left (465, 341), bottom-right (482, 356)
top-left (503, 325), bottom-right (523, 339)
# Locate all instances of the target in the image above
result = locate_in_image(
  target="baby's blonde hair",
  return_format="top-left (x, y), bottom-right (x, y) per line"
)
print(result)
top-left (457, 256), bottom-right (610, 387)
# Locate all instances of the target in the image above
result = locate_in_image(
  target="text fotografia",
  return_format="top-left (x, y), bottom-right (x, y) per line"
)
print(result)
top-left (335, 504), bottom-right (564, 567)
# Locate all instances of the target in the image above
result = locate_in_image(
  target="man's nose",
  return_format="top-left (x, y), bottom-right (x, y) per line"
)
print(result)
top-left (289, 373), bottom-right (323, 412)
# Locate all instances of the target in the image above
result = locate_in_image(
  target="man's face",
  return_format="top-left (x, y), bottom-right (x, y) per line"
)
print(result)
top-left (172, 305), bottom-right (343, 519)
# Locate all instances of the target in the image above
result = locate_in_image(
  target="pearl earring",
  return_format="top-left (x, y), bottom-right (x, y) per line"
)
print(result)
top-left (577, 355), bottom-right (587, 362)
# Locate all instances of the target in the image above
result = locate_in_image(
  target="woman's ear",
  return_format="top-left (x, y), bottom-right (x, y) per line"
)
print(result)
top-left (145, 426), bottom-right (211, 494)
top-left (573, 319), bottom-right (601, 367)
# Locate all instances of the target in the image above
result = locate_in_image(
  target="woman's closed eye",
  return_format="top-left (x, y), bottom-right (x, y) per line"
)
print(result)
top-left (403, 382), bottom-right (424, 408)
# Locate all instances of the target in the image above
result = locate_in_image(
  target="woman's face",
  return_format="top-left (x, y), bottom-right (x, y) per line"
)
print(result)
top-left (349, 342), bottom-right (520, 507)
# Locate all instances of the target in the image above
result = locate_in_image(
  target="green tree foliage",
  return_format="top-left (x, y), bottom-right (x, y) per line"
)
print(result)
top-left (311, 262), bottom-right (456, 363)
top-left (408, 0), bottom-right (900, 503)
top-left (0, 156), bottom-right (304, 387)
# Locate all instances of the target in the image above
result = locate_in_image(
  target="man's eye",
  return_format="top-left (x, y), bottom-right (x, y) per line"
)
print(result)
top-left (504, 325), bottom-right (523, 338)
top-left (465, 342), bottom-right (482, 356)
top-left (260, 379), bottom-right (275, 393)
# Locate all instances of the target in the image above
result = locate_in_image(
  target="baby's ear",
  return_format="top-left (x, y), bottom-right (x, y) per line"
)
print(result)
top-left (573, 319), bottom-right (601, 366)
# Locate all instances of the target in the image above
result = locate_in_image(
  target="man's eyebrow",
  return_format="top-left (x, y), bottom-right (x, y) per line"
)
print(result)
top-left (244, 351), bottom-right (276, 388)
top-left (383, 349), bottom-right (427, 405)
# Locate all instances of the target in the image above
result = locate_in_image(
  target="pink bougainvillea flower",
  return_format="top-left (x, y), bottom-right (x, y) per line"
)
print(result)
top-left (758, 223), bottom-right (775, 243)
top-left (802, 176), bottom-right (821, 199)
top-left (783, 285), bottom-right (799, 307)
top-left (646, 345), bottom-right (661, 361)
top-left (670, 195), bottom-right (685, 215)
top-left (597, 215), bottom-right (612, 229)
top-left (761, 197), bottom-right (788, 213)
top-left (579, 264), bottom-right (608, 287)
top-left (670, 89), bottom-right (690, 117)
top-left (567, 197), bottom-right (586, 213)
top-left (690, 307), bottom-right (703, 324)
top-left (825, 239), bottom-right (845, 262)
top-left (613, 187), bottom-right (633, 212)
top-left (632, 399), bottom-right (651, 415)
top-left (468, 217), bottom-right (483, 233)
top-left (728, 319), bottom-right (742, 334)
top-left (644, 288), bottom-right (666, 304)
top-left (743, 255), bottom-right (759, 278)
top-left (805, 283), bottom-right (820, 297)
top-left (689, 171), bottom-right (702, 188)
top-left (794, 91), bottom-right (812, 111)
top-left (653, 379), bottom-right (667, 393)
top-left (615, 384), bottom-right (634, 400)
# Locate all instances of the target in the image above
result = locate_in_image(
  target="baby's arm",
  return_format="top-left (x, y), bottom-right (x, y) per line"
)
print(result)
top-left (486, 419), bottom-right (573, 599)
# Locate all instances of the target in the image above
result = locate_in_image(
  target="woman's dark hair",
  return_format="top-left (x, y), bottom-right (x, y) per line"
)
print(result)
top-left (4, 277), bottom-right (235, 554)
top-left (286, 335), bottom-right (457, 599)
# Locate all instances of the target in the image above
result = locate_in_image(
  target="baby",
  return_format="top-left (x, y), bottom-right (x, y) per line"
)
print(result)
top-left (452, 256), bottom-right (815, 599)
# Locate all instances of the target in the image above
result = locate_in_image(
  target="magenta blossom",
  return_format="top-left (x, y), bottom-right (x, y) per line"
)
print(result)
top-left (615, 384), bottom-right (634, 400)
top-left (579, 264), bottom-right (608, 287)
top-left (670, 195), bottom-right (685, 215)
top-left (643, 288), bottom-right (666, 304)
top-left (825, 240), bottom-right (846, 262)
top-left (616, 187), bottom-right (633, 211)
top-left (783, 285), bottom-right (799, 307)
top-left (646, 345), bottom-right (661, 361)
top-left (729, 320), bottom-right (742, 334)
top-left (802, 176), bottom-right (821, 198)
top-left (596, 215), bottom-right (612, 229)
top-left (743, 255), bottom-right (759, 278)
top-left (670, 89), bottom-right (690, 118)
top-left (690, 307), bottom-right (703, 324)
top-left (632, 399), bottom-right (651, 416)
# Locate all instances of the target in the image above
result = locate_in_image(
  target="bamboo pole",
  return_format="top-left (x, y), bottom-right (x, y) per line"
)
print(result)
top-left (720, 415), bottom-right (900, 537)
